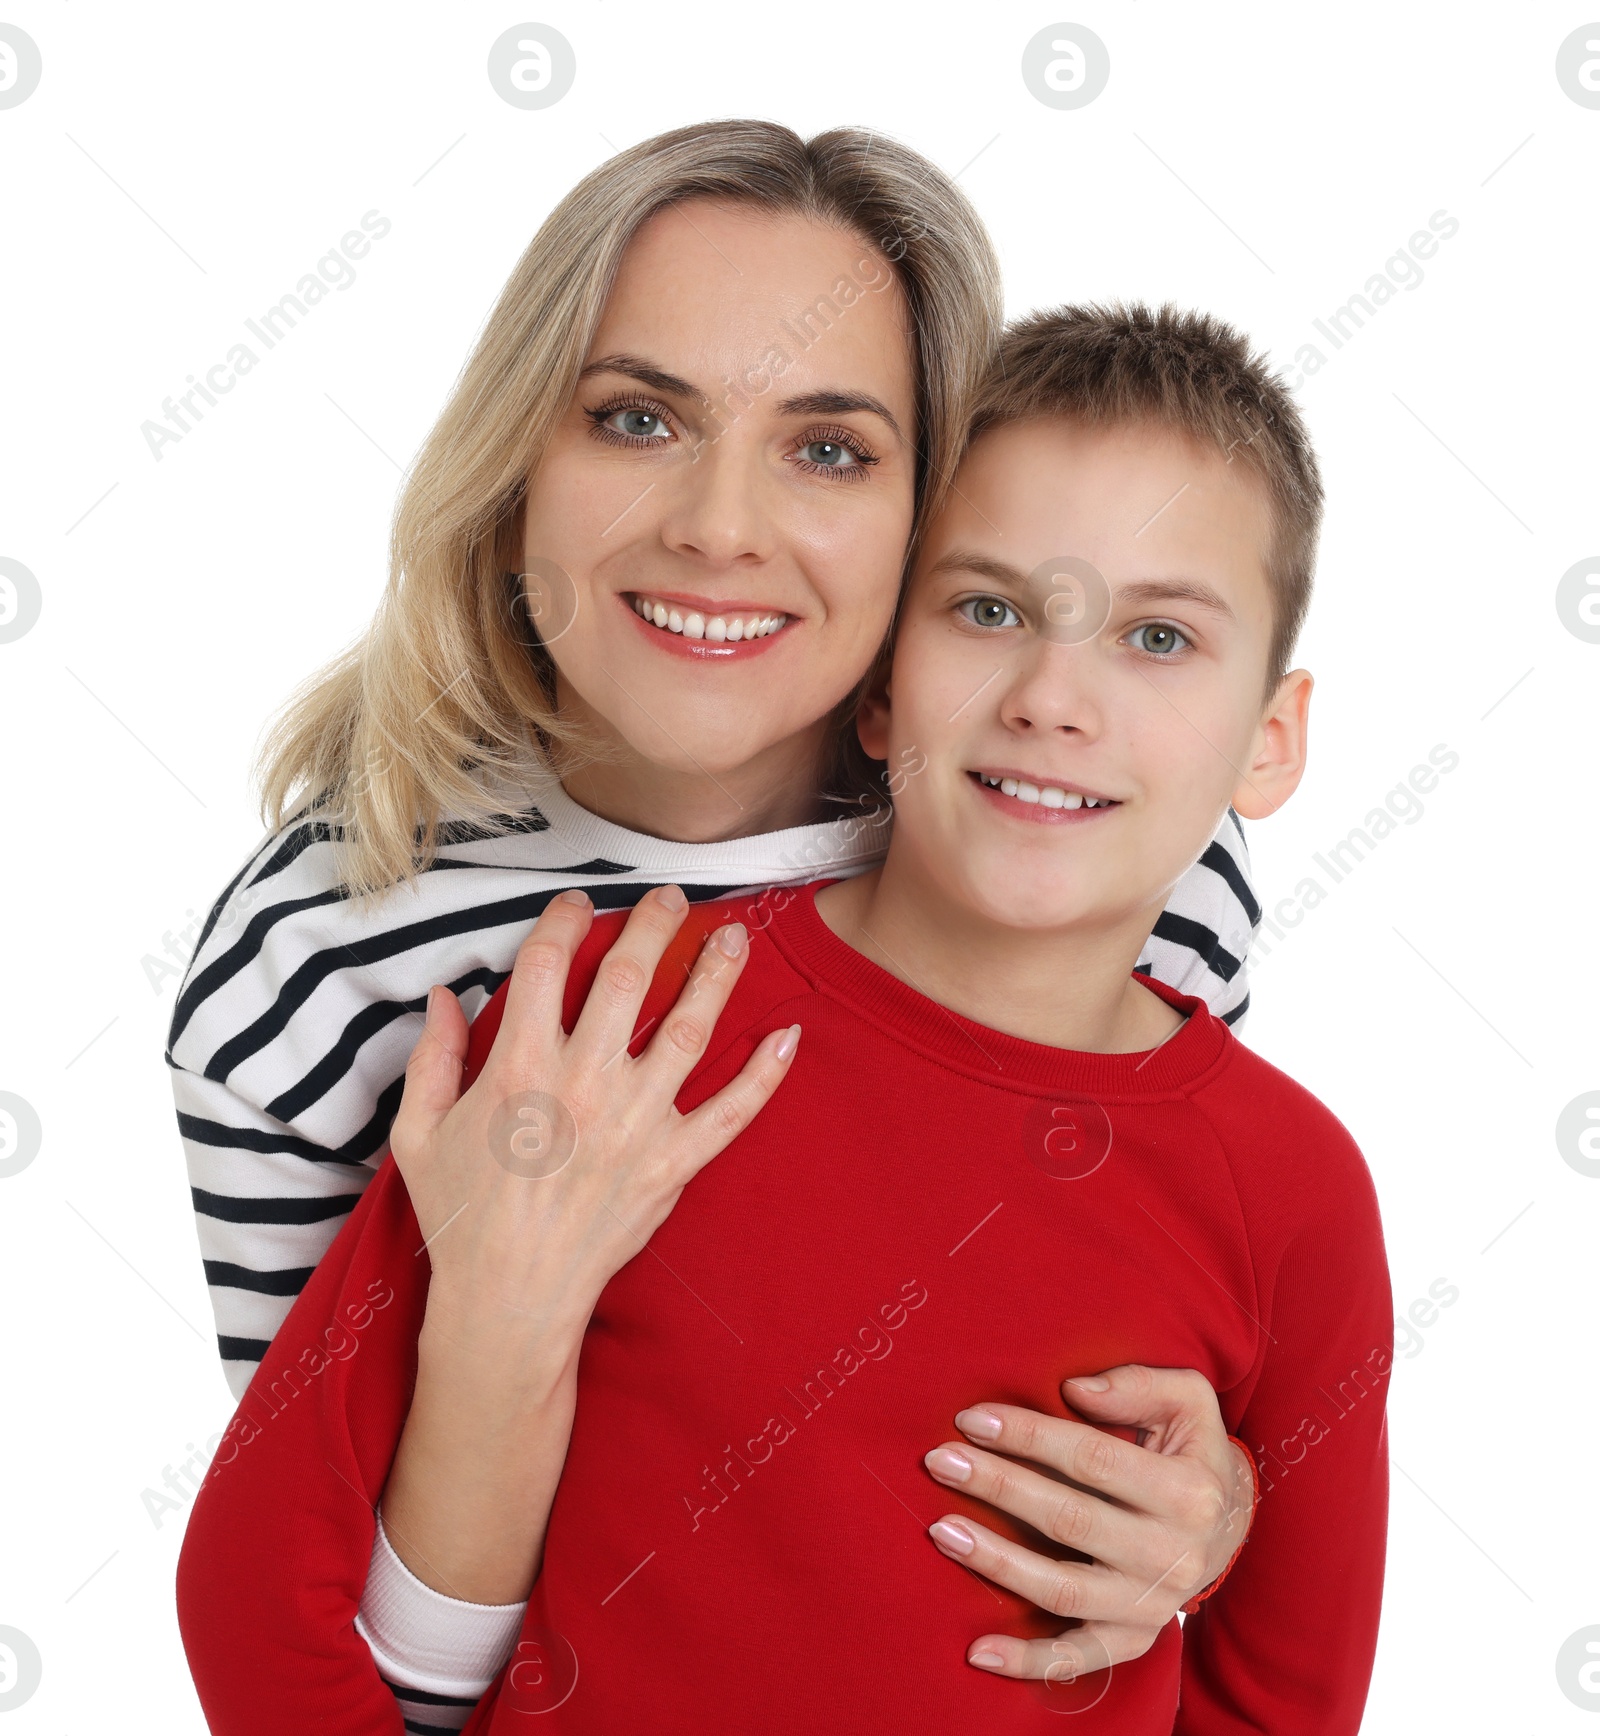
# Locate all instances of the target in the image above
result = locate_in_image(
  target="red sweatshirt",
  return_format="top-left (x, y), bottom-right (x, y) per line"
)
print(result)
top-left (177, 879), bottom-right (1392, 1734)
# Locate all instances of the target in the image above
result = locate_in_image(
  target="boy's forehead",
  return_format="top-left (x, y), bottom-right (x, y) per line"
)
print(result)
top-left (919, 416), bottom-right (1274, 591)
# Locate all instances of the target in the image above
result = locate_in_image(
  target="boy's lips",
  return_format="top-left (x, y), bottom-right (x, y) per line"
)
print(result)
top-left (621, 589), bottom-right (793, 659)
top-left (966, 768), bottom-right (1123, 821)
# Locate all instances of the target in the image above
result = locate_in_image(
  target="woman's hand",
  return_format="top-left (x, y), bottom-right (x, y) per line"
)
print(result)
top-left (923, 1365), bottom-right (1254, 1683)
top-left (378, 882), bottom-right (801, 1604)
top-left (391, 881), bottom-right (800, 1342)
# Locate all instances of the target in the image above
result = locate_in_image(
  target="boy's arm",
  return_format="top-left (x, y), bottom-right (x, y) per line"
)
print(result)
top-left (175, 964), bottom-right (535, 1734)
top-left (1174, 1149), bottom-right (1392, 1733)
top-left (175, 1149), bottom-right (431, 1735)
top-left (1141, 809), bottom-right (1260, 1027)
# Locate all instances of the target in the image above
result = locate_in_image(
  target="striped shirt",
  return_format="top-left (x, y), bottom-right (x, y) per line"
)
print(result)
top-left (166, 780), bottom-right (1259, 1728)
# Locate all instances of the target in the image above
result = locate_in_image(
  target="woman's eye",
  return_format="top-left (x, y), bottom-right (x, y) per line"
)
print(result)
top-left (797, 438), bottom-right (857, 468)
top-left (1128, 622), bottom-right (1190, 656)
top-left (604, 407), bottom-right (671, 440)
top-left (958, 596), bottom-right (1021, 630)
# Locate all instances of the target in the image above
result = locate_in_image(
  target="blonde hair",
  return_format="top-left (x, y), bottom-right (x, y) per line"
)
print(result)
top-left (254, 119), bottom-right (1002, 902)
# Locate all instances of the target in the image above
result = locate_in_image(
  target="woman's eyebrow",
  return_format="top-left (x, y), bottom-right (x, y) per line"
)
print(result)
top-left (577, 352), bottom-right (708, 405)
top-left (775, 389), bottom-right (904, 441)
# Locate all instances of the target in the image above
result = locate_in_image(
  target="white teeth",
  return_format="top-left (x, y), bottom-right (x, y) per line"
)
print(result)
top-left (632, 595), bottom-right (786, 642)
top-left (979, 773), bottom-right (1108, 811)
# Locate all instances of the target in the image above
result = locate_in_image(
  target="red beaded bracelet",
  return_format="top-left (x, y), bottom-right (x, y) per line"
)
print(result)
top-left (1180, 1436), bottom-right (1260, 1615)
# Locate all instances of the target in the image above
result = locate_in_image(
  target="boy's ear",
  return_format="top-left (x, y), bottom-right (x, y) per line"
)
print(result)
top-left (1232, 668), bottom-right (1312, 820)
top-left (855, 671), bottom-right (893, 762)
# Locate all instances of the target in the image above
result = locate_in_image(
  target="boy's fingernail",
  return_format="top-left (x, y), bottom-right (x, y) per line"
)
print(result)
top-left (1065, 1375), bottom-right (1111, 1393)
top-left (774, 1024), bottom-right (801, 1062)
top-left (954, 1406), bottom-right (1002, 1442)
top-left (657, 884), bottom-right (688, 910)
top-left (969, 1649), bottom-right (1005, 1671)
top-left (924, 1446), bottom-right (973, 1482)
top-left (929, 1520), bottom-right (975, 1556)
top-left (714, 922), bottom-right (748, 957)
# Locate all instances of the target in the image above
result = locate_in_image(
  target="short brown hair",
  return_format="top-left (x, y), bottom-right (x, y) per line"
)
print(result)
top-left (967, 301), bottom-right (1322, 697)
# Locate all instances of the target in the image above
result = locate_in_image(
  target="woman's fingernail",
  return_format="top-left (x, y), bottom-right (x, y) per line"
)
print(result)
top-left (423, 985), bottom-right (439, 1027)
top-left (714, 922), bottom-right (748, 957)
top-left (929, 1519), bottom-right (975, 1556)
top-left (774, 1024), bottom-right (801, 1062)
top-left (924, 1446), bottom-right (973, 1483)
top-left (1065, 1374), bottom-right (1111, 1393)
top-left (558, 888), bottom-right (590, 906)
top-left (658, 884), bottom-right (688, 910)
top-left (969, 1649), bottom-right (1006, 1671)
top-left (954, 1406), bottom-right (1002, 1442)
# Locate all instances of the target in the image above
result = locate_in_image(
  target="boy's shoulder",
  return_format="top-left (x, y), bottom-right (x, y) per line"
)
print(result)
top-left (1196, 1029), bottom-right (1381, 1234)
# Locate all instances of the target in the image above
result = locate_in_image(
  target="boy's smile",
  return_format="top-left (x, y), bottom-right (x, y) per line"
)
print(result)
top-left (819, 413), bottom-right (1312, 1053)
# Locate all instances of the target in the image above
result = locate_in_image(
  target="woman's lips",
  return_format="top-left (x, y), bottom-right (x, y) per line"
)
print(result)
top-left (621, 590), bottom-right (793, 659)
top-left (967, 769), bottom-right (1121, 824)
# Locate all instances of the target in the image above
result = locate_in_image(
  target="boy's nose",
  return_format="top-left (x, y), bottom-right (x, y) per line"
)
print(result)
top-left (997, 637), bottom-right (1107, 739)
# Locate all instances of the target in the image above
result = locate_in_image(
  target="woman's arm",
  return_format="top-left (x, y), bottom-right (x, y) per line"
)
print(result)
top-left (374, 884), bottom-right (797, 1603)
top-left (177, 885), bottom-right (801, 1733)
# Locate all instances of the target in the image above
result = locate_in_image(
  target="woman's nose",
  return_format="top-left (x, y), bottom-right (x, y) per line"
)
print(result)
top-left (656, 433), bottom-right (779, 568)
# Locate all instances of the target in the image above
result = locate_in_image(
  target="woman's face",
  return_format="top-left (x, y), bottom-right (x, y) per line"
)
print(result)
top-left (520, 197), bottom-right (918, 837)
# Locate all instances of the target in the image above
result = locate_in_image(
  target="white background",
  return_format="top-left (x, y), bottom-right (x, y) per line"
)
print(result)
top-left (1, 2), bottom-right (1596, 1728)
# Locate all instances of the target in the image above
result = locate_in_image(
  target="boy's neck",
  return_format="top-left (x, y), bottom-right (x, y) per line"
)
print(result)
top-left (813, 854), bottom-right (1185, 1056)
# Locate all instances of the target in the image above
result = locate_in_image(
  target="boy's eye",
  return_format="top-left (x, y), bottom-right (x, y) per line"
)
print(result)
top-left (958, 595), bottom-right (1021, 630)
top-left (1127, 622), bottom-right (1190, 656)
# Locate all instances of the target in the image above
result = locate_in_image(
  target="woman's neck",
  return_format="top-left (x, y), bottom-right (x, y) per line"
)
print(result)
top-left (558, 723), bottom-right (836, 844)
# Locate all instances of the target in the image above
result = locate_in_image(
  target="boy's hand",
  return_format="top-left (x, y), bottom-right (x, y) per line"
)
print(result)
top-left (922, 1365), bottom-right (1254, 1682)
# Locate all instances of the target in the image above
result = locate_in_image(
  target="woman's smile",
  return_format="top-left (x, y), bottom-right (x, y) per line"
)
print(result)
top-left (623, 588), bottom-right (794, 658)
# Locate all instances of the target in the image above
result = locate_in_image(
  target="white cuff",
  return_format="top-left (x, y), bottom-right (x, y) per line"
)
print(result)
top-left (354, 1508), bottom-right (528, 1697)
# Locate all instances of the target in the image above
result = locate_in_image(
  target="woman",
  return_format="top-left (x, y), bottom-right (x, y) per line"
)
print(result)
top-left (169, 120), bottom-right (1260, 1726)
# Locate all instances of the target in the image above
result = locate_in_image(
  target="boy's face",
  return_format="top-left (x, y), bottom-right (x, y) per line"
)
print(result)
top-left (862, 416), bottom-right (1310, 936)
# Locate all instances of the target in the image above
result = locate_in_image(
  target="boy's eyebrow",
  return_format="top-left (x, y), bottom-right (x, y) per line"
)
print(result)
top-left (577, 357), bottom-right (904, 440)
top-left (1117, 579), bottom-right (1237, 621)
top-left (926, 550), bottom-right (1026, 587)
top-left (927, 551), bottom-right (1237, 621)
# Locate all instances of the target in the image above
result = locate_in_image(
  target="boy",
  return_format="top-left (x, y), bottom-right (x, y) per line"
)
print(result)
top-left (178, 304), bottom-right (1391, 1733)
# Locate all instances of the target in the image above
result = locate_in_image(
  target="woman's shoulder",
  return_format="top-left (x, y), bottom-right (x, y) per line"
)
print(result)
top-left (162, 800), bottom-right (630, 1093)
